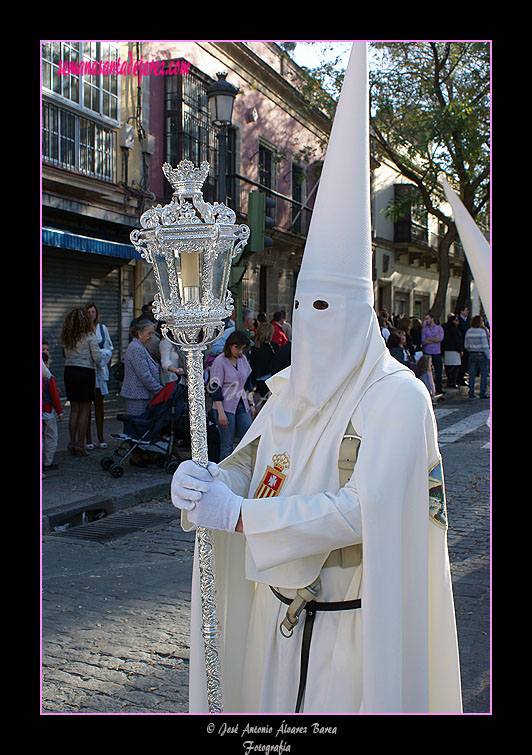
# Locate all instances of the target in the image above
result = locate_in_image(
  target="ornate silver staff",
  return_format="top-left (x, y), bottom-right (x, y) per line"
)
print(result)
top-left (130, 159), bottom-right (249, 712)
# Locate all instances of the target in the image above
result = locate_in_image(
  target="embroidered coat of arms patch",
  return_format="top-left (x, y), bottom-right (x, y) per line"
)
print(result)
top-left (253, 452), bottom-right (290, 499)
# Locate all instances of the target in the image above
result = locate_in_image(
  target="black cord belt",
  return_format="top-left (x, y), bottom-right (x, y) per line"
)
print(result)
top-left (270, 586), bottom-right (361, 713)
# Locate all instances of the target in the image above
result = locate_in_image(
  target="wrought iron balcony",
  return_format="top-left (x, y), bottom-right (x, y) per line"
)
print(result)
top-left (42, 100), bottom-right (116, 182)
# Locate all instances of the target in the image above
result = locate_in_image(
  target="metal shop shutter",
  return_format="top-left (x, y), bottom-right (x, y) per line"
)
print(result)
top-left (42, 248), bottom-right (122, 397)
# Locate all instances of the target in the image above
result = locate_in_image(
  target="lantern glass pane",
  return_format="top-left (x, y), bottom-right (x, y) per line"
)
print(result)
top-left (208, 93), bottom-right (234, 125)
top-left (152, 247), bottom-right (173, 307)
top-left (217, 94), bottom-right (234, 124)
top-left (211, 241), bottom-right (233, 301)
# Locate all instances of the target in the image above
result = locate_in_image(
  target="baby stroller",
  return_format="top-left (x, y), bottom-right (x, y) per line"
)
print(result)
top-left (101, 382), bottom-right (186, 478)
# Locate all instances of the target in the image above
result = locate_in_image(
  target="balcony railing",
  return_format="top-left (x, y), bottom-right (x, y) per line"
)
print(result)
top-left (42, 100), bottom-right (116, 182)
top-left (228, 173), bottom-right (313, 237)
top-left (394, 219), bottom-right (465, 261)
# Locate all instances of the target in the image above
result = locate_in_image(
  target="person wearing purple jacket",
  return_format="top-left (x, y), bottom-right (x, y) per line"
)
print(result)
top-left (208, 330), bottom-right (256, 459)
top-left (422, 312), bottom-right (444, 395)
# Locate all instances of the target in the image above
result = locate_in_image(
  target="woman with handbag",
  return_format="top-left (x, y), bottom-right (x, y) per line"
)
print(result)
top-left (85, 302), bottom-right (114, 448)
top-left (61, 307), bottom-right (104, 456)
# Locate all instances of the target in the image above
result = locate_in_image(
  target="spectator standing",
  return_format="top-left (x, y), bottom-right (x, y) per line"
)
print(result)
top-left (279, 310), bottom-right (292, 341)
top-left (120, 320), bottom-right (163, 416)
top-left (271, 312), bottom-right (289, 349)
top-left (208, 330), bottom-right (256, 459)
top-left (136, 312), bottom-right (163, 365)
top-left (249, 322), bottom-right (279, 401)
top-left (456, 305), bottom-right (470, 386)
top-left (441, 314), bottom-right (462, 389)
top-left (378, 314), bottom-right (390, 343)
top-left (42, 344), bottom-right (63, 471)
top-left (464, 315), bottom-right (490, 399)
top-left (160, 333), bottom-right (187, 387)
top-left (211, 309), bottom-right (255, 357)
top-left (129, 301), bottom-right (155, 334)
top-left (271, 341), bottom-right (291, 374)
top-left (386, 331), bottom-right (408, 366)
top-left (422, 312), bottom-right (444, 395)
top-left (417, 354), bottom-right (436, 399)
top-left (409, 318), bottom-right (423, 359)
top-left (210, 313), bottom-right (236, 357)
top-left (61, 307), bottom-right (103, 456)
top-left (396, 317), bottom-right (415, 358)
top-left (241, 308), bottom-right (256, 348)
top-left (85, 303), bottom-right (114, 449)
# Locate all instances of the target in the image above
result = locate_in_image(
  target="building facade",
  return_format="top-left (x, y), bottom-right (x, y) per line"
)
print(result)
top-left (138, 41), bottom-right (329, 319)
top-left (371, 158), bottom-right (465, 321)
top-left (41, 41), bottom-right (153, 394)
top-left (41, 40), bottom-right (469, 396)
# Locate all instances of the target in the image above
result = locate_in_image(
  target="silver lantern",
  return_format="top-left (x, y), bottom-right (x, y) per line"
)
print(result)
top-left (130, 159), bottom-right (249, 712)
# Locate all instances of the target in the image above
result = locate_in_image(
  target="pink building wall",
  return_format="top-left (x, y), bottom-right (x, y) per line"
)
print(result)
top-left (143, 41), bottom-right (325, 229)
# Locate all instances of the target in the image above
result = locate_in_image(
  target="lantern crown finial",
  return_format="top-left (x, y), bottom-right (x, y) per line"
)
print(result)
top-left (162, 159), bottom-right (210, 197)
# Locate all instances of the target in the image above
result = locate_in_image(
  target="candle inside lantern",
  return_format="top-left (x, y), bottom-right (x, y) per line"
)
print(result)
top-left (179, 249), bottom-right (201, 303)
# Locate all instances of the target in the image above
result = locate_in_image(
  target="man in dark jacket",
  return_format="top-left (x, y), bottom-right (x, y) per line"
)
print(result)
top-left (441, 314), bottom-right (463, 389)
top-left (456, 305), bottom-right (470, 386)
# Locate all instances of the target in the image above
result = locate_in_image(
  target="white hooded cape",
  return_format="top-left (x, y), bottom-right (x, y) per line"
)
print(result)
top-left (181, 42), bottom-right (462, 714)
top-left (183, 326), bottom-right (461, 714)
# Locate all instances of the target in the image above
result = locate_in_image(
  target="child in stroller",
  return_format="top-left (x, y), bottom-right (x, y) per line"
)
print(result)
top-left (101, 382), bottom-right (220, 477)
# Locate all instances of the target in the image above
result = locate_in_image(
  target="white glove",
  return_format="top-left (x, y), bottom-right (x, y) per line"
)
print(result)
top-left (171, 459), bottom-right (242, 533)
top-left (187, 477), bottom-right (243, 533)
top-left (171, 459), bottom-right (221, 510)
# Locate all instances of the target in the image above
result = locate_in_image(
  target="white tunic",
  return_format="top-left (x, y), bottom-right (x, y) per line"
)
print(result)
top-left (183, 368), bottom-right (462, 714)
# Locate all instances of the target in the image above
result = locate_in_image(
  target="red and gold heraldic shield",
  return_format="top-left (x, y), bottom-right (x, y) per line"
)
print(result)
top-left (253, 451), bottom-right (290, 499)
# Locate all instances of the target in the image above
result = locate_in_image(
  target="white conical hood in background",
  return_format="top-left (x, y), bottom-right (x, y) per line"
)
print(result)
top-left (442, 175), bottom-right (491, 322)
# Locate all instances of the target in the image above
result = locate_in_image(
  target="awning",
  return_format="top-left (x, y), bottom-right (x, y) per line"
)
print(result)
top-left (42, 226), bottom-right (142, 260)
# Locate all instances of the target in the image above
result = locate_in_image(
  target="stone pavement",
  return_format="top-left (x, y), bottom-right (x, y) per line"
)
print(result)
top-left (41, 382), bottom-right (491, 714)
top-left (41, 502), bottom-right (195, 714)
top-left (41, 392), bottom-right (192, 534)
top-left (435, 398), bottom-right (491, 714)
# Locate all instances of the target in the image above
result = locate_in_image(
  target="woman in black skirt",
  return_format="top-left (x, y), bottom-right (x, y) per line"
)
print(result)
top-left (249, 322), bottom-right (279, 407)
top-left (61, 307), bottom-right (103, 456)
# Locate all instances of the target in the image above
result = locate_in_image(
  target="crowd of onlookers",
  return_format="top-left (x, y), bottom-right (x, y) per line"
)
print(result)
top-left (42, 300), bottom-right (489, 473)
top-left (378, 305), bottom-right (490, 402)
top-left (41, 302), bottom-right (292, 471)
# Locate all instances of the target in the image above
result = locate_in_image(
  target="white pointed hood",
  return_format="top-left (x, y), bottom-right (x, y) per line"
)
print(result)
top-left (227, 42), bottom-right (410, 502)
top-left (288, 41), bottom-right (378, 412)
top-left (442, 175), bottom-right (491, 322)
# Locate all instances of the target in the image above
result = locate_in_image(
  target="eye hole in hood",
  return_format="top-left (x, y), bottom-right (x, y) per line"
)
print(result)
top-left (313, 300), bottom-right (329, 310)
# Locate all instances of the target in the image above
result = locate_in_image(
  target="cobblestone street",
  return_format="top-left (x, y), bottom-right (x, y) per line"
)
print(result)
top-left (41, 397), bottom-right (490, 716)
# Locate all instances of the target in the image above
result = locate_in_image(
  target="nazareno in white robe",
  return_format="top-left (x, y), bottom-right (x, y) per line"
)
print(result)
top-left (181, 42), bottom-right (462, 714)
top-left (182, 304), bottom-right (462, 714)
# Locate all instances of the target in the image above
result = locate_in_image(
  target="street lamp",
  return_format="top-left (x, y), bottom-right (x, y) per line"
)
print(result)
top-left (207, 72), bottom-right (238, 205)
top-left (207, 71), bottom-right (238, 127)
top-left (130, 159), bottom-right (249, 712)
